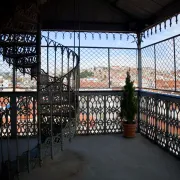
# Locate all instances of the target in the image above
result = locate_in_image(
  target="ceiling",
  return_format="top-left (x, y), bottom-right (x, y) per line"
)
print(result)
top-left (40, 0), bottom-right (180, 33)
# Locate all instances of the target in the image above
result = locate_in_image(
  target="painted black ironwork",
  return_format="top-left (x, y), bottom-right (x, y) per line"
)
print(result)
top-left (0, 1), bottom-right (80, 180)
top-left (142, 14), bottom-right (180, 39)
top-left (77, 91), bottom-right (123, 135)
top-left (142, 34), bottom-right (180, 92)
top-left (0, 2), bottom-right (180, 179)
top-left (139, 90), bottom-right (180, 158)
top-left (42, 31), bottom-right (137, 42)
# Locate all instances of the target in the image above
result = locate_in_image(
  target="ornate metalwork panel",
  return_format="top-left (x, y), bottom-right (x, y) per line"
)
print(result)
top-left (139, 91), bottom-right (180, 157)
top-left (0, 96), bottom-right (11, 137)
top-left (0, 92), bottom-right (37, 137)
top-left (77, 91), bottom-right (123, 135)
top-left (106, 94), bottom-right (122, 133)
top-left (16, 95), bottom-right (37, 136)
top-left (89, 94), bottom-right (105, 134)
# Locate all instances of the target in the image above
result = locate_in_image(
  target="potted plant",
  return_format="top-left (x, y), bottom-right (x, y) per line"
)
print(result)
top-left (120, 70), bottom-right (137, 138)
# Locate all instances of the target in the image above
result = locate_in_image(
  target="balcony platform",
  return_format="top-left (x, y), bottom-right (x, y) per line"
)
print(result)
top-left (20, 134), bottom-right (180, 180)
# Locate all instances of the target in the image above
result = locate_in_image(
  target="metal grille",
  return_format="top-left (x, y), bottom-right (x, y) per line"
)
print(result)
top-left (139, 91), bottom-right (180, 157)
top-left (16, 70), bottom-right (37, 91)
top-left (0, 55), bottom-right (36, 92)
top-left (0, 55), bottom-right (13, 92)
top-left (2, 33), bottom-right (180, 92)
top-left (77, 91), bottom-right (123, 135)
top-left (0, 96), bottom-right (11, 137)
top-left (48, 47), bottom-right (56, 77)
top-left (142, 35), bottom-right (180, 92)
top-left (156, 39), bottom-right (175, 90)
top-left (78, 47), bottom-right (137, 89)
top-left (110, 48), bottom-right (137, 89)
top-left (16, 95), bottom-right (37, 136)
top-left (141, 46), bottom-right (155, 89)
top-left (40, 46), bottom-right (137, 90)
top-left (41, 46), bottom-right (48, 73)
top-left (0, 92), bottom-right (37, 137)
top-left (175, 36), bottom-right (180, 91)
top-left (80, 48), bottom-right (109, 89)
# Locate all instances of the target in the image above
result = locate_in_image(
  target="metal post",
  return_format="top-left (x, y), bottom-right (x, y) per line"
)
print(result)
top-left (108, 48), bottom-right (110, 88)
top-left (74, 67), bottom-right (77, 136)
top-left (104, 95), bottom-right (106, 134)
top-left (145, 97), bottom-right (148, 137)
top-left (165, 100), bottom-right (169, 150)
top-left (0, 111), bottom-right (4, 173)
top-left (6, 102), bottom-right (11, 180)
top-left (67, 54), bottom-right (71, 140)
top-left (36, 8), bottom-right (42, 167)
top-left (61, 49), bottom-right (64, 76)
top-left (75, 63), bottom-right (79, 136)
top-left (60, 81), bottom-right (63, 151)
top-left (26, 97), bottom-right (30, 173)
top-left (13, 34), bottom-right (16, 92)
top-left (33, 95), bottom-right (36, 136)
top-left (137, 33), bottom-right (142, 134)
top-left (154, 44), bottom-right (157, 89)
top-left (67, 52), bottom-right (69, 74)
top-left (11, 95), bottom-right (17, 138)
top-left (78, 34), bottom-right (80, 91)
top-left (76, 0), bottom-right (80, 137)
top-left (16, 113), bottom-right (20, 179)
top-left (154, 97), bottom-right (158, 143)
top-left (137, 91), bottom-right (140, 133)
top-left (15, 95), bottom-right (19, 178)
top-left (173, 38), bottom-right (176, 91)
top-left (73, 0), bottom-right (76, 53)
top-left (50, 91), bottom-right (53, 159)
top-left (47, 31), bottom-right (49, 75)
top-left (137, 33), bottom-right (142, 89)
top-left (68, 72), bottom-right (72, 142)
top-left (77, 0), bottom-right (81, 90)
top-left (87, 95), bottom-right (89, 135)
top-left (54, 46), bottom-right (57, 78)
top-left (13, 62), bottom-right (16, 92)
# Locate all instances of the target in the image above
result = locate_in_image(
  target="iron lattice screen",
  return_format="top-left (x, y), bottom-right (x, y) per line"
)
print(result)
top-left (77, 47), bottom-right (138, 89)
top-left (110, 48), bottom-right (138, 89)
top-left (0, 54), bottom-right (13, 92)
top-left (142, 35), bottom-right (180, 92)
top-left (139, 91), bottom-right (180, 157)
top-left (79, 48), bottom-right (109, 89)
top-left (77, 91), bottom-right (123, 135)
top-left (1, 32), bottom-right (180, 92)
top-left (0, 92), bottom-right (37, 137)
top-left (0, 55), bottom-right (36, 92)
top-left (40, 46), bottom-right (138, 90)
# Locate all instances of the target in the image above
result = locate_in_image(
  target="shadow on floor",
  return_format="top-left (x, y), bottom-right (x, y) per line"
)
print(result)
top-left (20, 134), bottom-right (180, 180)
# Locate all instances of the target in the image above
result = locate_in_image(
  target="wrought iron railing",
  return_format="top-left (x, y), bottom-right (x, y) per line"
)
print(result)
top-left (1, 90), bottom-right (180, 160)
top-left (77, 91), bottom-right (123, 134)
top-left (3, 33), bottom-right (180, 92)
top-left (0, 92), bottom-right (37, 137)
top-left (139, 90), bottom-right (180, 158)
top-left (1, 91), bottom-right (123, 137)
top-left (141, 34), bottom-right (180, 92)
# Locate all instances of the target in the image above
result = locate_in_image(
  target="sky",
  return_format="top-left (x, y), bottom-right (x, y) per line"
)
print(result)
top-left (40, 18), bottom-right (180, 72)
top-left (1, 18), bottom-right (180, 74)
top-left (42, 16), bottom-right (180, 48)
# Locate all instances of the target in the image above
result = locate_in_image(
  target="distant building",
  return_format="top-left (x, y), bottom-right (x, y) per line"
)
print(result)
top-left (3, 80), bottom-right (9, 88)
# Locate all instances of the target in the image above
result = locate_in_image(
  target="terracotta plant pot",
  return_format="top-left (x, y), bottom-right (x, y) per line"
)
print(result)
top-left (123, 123), bottom-right (136, 138)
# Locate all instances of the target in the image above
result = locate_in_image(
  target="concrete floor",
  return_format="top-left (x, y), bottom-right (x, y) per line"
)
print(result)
top-left (20, 134), bottom-right (180, 180)
top-left (0, 138), bottom-right (38, 163)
